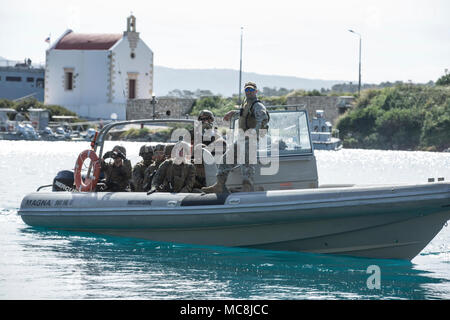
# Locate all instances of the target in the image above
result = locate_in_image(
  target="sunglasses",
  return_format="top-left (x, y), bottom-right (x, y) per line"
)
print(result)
top-left (245, 88), bottom-right (256, 92)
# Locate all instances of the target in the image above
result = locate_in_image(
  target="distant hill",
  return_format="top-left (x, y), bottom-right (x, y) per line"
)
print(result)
top-left (154, 66), bottom-right (344, 97)
top-left (0, 57), bottom-right (344, 96)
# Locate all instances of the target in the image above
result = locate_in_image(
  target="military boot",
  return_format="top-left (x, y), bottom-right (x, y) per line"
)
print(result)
top-left (201, 174), bottom-right (229, 194)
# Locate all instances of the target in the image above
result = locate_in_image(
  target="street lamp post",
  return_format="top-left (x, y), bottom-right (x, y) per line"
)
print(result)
top-left (349, 29), bottom-right (362, 96)
top-left (150, 93), bottom-right (157, 120)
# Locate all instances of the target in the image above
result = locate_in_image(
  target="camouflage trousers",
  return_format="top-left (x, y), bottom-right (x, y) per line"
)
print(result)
top-left (216, 139), bottom-right (256, 185)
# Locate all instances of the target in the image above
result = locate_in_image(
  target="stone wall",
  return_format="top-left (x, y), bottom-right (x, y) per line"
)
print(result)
top-left (126, 97), bottom-right (195, 120)
top-left (286, 96), bottom-right (354, 125)
top-left (127, 96), bottom-right (354, 127)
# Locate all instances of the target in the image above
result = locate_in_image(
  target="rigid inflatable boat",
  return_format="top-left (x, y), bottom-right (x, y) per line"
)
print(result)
top-left (18, 108), bottom-right (450, 260)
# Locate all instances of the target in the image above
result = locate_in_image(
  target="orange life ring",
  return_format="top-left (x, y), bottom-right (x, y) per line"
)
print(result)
top-left (74, 149), bottom-right (101, 192)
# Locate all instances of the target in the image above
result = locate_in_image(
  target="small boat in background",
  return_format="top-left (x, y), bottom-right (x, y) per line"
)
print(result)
top-left (310, 110), bottom-right (342, 150)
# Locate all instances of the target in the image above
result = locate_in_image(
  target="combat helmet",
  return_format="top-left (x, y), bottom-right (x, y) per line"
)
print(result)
top-left (139, 144), bottom-right (154, 158)
top-left (198, 110), bottom-right (214, 122)
top-left (112, 145), bottom-right (126, 157)
top-left (164, 143), bottom-right (175, 159)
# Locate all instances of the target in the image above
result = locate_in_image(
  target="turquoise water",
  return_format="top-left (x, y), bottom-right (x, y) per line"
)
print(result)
top-left (1, 141), bottom-right (450, 299)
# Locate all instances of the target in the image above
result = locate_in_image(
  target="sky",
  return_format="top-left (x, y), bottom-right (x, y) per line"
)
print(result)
top-left (1, 0), bottom-right (449, 84)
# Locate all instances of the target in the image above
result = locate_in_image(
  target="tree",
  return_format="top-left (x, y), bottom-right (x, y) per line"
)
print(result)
top-left (14, 98), bottom-right (41, 113)
top-left (0, 99), bottom-right (14, 109)
top-left (436, 71), bottom-right (450, 86)
top-left (190, 96), bottom-right (234, 117)
top-left (167, 89), bottom-right (183, 97)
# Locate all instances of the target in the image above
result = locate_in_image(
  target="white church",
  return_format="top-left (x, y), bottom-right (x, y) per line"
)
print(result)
top-left (44, 15), bottom-right (153, 120)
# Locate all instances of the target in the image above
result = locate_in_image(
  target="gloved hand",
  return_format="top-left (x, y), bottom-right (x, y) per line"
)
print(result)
top-left (147, 187), bottom-right (157, 195)
top-left (103, 151), bottom-right (113, 159)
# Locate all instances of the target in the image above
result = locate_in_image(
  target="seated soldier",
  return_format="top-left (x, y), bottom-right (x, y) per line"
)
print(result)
top-left (163, 143), bottom-right (175, 160)
top-left (100, 145), bottom-right (132, 192)
top-left (132, 144), bottom-right (154, 192)
top-left (142, 144), bottom-right (165, 191)
top-left (148, 141), bottom-right (195, 193)
top-left (197, 110), bottom-right (227, 156)
top-left (198, 109), bottom-right (216, 146)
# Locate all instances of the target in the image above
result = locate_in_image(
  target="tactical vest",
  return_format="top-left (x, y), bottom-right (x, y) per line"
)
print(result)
top-left (161, 160), bottom-right (194, 192)
top-left (142, 159), bottom-right (164, 191)
top-left (238, 99), bottom-right (270, 131)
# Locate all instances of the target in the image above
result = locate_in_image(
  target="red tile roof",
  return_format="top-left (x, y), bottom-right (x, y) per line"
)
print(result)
top-left (55, 32), bottom-right (122, 50)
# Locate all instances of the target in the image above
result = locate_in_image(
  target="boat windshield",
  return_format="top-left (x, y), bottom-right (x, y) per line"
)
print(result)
top-left (232, 109), bottom-right (312, 155)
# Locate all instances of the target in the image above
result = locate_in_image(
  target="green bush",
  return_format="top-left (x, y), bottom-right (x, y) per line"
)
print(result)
top-left (436, 73), bottom-right (450, 86)
top-left (260, 95), bottom-right (287, 106)
top-left (0, 98), bottom-right (78, 120)
top-left (44, 104), bottom-right (78, 118)
top-left (119, 127), bottom-right (173, 142)
top-left (420, 100), bottom-right (450, 150)
top-left (120, 128), bottom-right (149, 139)
top-left (336, 85), bottom-right (450, 151)
top-left (0, 99), bottom-right (15, 109)
top-left (14, 98), bottom-right (41, 113)
top-left (190, 96), bottom-right (236, 117)
top-left (286, 89), bottom-right (323, 98)
top-left (375, 108), bottom-right (423, 149)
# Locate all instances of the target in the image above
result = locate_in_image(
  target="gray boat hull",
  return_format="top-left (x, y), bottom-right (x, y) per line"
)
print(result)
top-left (18, 183), bottom-right (450, 260)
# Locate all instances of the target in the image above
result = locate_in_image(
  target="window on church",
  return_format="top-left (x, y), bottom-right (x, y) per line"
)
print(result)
top-left (65, 72), bottom-right (73, 90)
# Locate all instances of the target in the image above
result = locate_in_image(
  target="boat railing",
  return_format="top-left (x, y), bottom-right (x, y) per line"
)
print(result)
top-left (36, 184), bottom-right (52, 192)
top-left (94, 118), bottom-right (197, 159)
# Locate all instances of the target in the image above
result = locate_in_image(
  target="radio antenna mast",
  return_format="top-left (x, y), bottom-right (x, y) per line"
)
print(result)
top-left (238, 26), bottom-right (243, 104)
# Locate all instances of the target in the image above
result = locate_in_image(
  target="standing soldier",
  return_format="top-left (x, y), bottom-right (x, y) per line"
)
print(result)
top-left (132, 144), bottom-right (154, 192)
top-left (202, 81), bottom-right (269, 193)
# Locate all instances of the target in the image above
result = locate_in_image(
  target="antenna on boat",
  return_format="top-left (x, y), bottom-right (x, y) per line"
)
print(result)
top-left (238, 26), bottom-right (243, 104)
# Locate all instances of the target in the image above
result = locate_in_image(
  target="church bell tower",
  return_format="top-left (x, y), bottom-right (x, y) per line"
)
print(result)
top-left (124, 14), bottom-right (139, 51)
top-left (127, 15), bottom-right (136, 32)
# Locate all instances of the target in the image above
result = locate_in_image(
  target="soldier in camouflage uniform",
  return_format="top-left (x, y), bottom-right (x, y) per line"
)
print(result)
top-left (197, 109), bottom-right (227, 157)
top-left (149, 141), bottom-right (196, 193)
top-left (132, 144), bottom-right (154, 192)
top-left (198, 110), bottom-right (215, 146)
top-left (163, 143), bottom-right (175, 160)
top-left (100, 145), bottom-right (132, 192)
top-left (202, 82), bottom-right (269, 193)
top-left (142, 144), bottom-right (165, 191)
